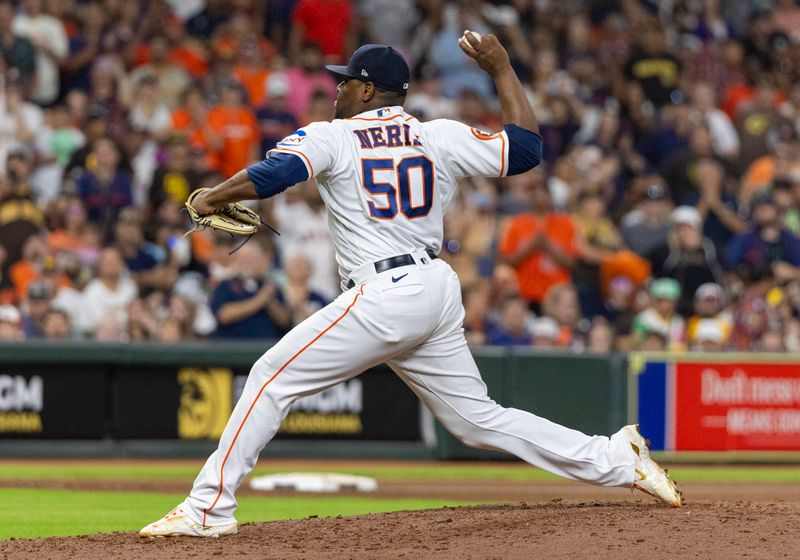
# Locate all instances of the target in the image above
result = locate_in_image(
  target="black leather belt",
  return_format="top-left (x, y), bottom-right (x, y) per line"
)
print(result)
top-left (346, 249), bottom-right (437, 289)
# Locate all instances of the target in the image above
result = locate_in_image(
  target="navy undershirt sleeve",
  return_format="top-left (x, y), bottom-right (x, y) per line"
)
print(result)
top-left (504, 124), bottom-right (542, 176)
top-left (245, 152), bottom-right (310, 199)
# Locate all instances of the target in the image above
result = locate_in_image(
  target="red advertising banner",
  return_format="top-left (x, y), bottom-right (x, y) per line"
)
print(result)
top-left (674, 362), bottom-right (800, 450)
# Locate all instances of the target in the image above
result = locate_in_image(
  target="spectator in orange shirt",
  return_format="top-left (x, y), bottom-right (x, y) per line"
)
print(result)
top-left (172, 87), bottom-right (222, 173)
top-left (233, 37), bottom-right (270, 107)
top-left (499, 181), bottom-right (580, 312)
top-left (212, 11), bottom-right (275, 65)
top-left (47, 198), bottom-right (97, 259)
top-left (207, 80), bottom-right (259, 178)
top-left (164, 16), bottom-right (208, 79)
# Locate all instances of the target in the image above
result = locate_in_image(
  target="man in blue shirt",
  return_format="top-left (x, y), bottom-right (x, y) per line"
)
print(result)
top-left (724, 190), bottom-right (800, 281)
top-left (210, 242), bottom-right (290, 339)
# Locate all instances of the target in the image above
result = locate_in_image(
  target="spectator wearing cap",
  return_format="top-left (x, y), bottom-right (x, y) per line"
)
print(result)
top-left (687, 282), bottom-right (733, 346)
top-left (80, 246), bottom-right (137, 335)
top-left (73, 137), bottom-right (133, 242)
top-left (0, 303), bottom-right (22, 340)
top-left (20, 280), bottom-right (51, 338)
top-left (207, 80), bottom-right (259, 178)
top-left (692, 319), bottom-right (727, 352)
top-left (632, 278), bottom-right (685, 351)
top-left (724, 189), bottom-right (800, 283)
top-left (485, 297), bottom-right (532, 346)
top-left (620, 182), bottom-right (673, 257)
top-left (647, 206), bottom-right (725, 315)
top-left (636, 322), bottom-right (669, 351)
top-left (530, 316), bottom-right (559, 349)
top-left (499, 179), bottom-right (580, 312)
top-left (255, 74), bottom-right (300, 153)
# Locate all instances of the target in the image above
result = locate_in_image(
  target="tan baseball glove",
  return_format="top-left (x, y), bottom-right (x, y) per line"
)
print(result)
top-left (184, 188), bottom-right (277, 236)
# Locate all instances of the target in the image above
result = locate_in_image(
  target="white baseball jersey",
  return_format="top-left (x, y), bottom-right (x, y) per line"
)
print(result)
top-left (269, 106), bottom-right (509, 280)
top-left (178, 105), bottom-right (637, 530)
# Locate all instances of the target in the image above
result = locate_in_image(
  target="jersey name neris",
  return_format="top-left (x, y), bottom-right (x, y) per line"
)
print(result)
top-left (353, 124), bottom-right (422, 150)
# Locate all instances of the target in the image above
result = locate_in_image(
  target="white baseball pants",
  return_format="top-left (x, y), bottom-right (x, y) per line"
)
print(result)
top-left (185, 251), bottom-right (635, 526)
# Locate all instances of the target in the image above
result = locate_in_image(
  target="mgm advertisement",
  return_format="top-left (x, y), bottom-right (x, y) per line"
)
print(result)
top-left (113, 364), bottom-right (421, 441)
top-left (0, 369), bottom-right (106, 439)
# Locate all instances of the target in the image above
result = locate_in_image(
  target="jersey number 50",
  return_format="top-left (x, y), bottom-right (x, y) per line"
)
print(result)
top-left (361, 156), bottom-right (434, 220)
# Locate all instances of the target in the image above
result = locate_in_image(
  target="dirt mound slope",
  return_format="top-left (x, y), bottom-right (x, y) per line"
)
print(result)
top-left (2, 500), bottom-right (798, 560)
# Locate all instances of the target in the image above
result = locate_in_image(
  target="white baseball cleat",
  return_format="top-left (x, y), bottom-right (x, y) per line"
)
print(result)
top-left (620, 424), bottom-right (684, 508)
top-left (139, 506), bottom-right (238, 538)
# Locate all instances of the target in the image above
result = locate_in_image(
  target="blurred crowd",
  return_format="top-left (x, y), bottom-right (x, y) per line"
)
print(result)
top-left (1, 0), bottom-right (800, 353)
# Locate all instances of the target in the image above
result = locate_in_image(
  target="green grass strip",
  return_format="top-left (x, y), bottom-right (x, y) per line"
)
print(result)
top-left (0, 463), bottom-right (559, 482)
top-left (1, 462), bottom-right (799, 483)
top-left (0, 488), bottom-right (478, 540)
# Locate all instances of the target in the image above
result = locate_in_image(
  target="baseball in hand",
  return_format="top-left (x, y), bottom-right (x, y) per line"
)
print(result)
top-left (459, 30), bottom-right (482, 50)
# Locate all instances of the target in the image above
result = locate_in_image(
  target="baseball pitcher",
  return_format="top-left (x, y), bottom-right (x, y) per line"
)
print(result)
top-left (141, 32), bottom-right (681, 538)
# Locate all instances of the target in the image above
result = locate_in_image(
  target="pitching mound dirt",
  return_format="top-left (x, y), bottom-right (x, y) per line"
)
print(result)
top-left (2, 501), bottom-right (798, 560)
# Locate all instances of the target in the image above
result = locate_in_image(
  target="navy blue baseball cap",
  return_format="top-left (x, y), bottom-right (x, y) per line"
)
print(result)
top-left (325, 45), bottom-right (410, 93)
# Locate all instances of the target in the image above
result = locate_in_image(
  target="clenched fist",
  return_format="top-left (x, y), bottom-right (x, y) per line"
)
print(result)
top-left (458, 30), bottom-right (513, 78)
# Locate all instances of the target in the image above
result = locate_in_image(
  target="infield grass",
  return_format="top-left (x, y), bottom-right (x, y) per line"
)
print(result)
top-left (0, 488), bottom-right (477, 540)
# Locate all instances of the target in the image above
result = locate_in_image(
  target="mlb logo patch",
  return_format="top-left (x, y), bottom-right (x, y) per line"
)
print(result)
top-left (277, 129), bottom-right (307, 146)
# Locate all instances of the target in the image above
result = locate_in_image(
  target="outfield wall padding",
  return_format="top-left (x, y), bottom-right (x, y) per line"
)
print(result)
top-left (0, 341), bottom-right (627, 459)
